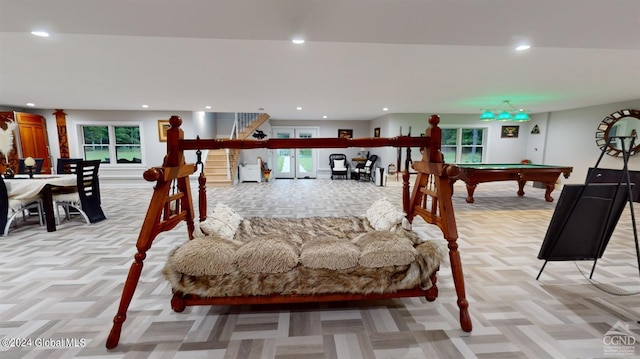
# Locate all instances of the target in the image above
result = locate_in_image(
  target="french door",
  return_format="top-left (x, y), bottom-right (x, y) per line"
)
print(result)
top-left (272, 127), bottom-right (318, 179)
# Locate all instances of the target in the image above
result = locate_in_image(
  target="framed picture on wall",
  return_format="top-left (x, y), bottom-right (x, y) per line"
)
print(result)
top-left (501, 125), bottom-right (519, 138)
top-left (338, 129), bottom-right (353, 139)
top-left (374, 127), bottom-right (380, 137)
top-left (158, 120), bottom-right (170, 142)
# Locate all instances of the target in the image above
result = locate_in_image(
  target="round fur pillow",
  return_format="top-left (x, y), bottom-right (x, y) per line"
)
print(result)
top-left (353, 230), bottom-right (418, 268)
top-left (169, 235), bottom-right (243, 276)
top-left (300, 237), bottom-right (360, 270)
top-left (234, 236), bottom-right (299, 273)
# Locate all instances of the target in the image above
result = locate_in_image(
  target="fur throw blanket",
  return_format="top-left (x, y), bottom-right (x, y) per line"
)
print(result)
top-left (163, 216), bottom-right (447, 297)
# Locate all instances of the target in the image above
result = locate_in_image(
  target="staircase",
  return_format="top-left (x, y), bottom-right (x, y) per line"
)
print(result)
top-left (203, 113), bottom-right (270, 187)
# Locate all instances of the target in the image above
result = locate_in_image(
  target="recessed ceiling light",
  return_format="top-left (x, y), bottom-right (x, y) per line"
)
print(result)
top-left (382, 107), bottom-right (389, 111)
top-left (515, 44), bottom-right (531, 51)
top-left (26, 102), bottom-right (35, 107)
top-left (31, 31), bottom-right (49, 37)
top-left (205, 105), bottom-right (212, 109)
top-left (296, 106), bottom-right (302, 110)
top-left (142, 104), bottom-right (149, 108)
top-left (292, 39), bottom-right (305, 44)
top-left (322, 115), bottom-right (327, 119)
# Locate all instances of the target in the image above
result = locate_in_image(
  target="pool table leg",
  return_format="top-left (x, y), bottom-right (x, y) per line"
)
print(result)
top-left (465, 183), bottom-right (477, 203)
top-left (518, 179), bottom-right (556, 202)
top-left (543, 183), bottom-right (555, 202)
top-left (517, 179), bottom-right (526, 197)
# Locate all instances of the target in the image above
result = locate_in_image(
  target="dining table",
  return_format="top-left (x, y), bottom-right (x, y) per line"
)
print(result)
top-left (5, 174), bottom-right (77, 232)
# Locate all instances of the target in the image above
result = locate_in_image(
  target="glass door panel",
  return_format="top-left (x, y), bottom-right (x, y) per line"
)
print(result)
top-left (296, 130), bottom-right (316, 178)
top-left (271, 127), bottom-right (318, 179)
top-left (273, 128), bottom-right (295, 179)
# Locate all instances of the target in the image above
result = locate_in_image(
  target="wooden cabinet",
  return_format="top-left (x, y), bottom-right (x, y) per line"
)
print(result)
top-left (239, 164), bottom-right (261, 182)
top-left (16, 113), bottom-right (51, 174)
top-left (0, 111), bottom-right (52, 174)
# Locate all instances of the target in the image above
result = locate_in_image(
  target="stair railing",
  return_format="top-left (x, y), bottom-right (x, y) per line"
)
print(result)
top-left (224, 114), bottom-right (238, 180)
top-left (224, 112), bottom-right (264, 180)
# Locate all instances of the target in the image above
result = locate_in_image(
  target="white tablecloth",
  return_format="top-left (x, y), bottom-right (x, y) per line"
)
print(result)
top-left (5, 174), bottom-right (76, 199)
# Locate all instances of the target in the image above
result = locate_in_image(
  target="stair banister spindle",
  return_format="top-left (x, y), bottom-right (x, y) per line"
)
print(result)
top-left (225, 149), bottom-right (231, 180)
top-left (233, 113), bottom-right (239, 139)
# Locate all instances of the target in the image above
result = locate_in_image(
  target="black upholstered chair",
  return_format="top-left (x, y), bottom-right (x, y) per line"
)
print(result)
top-left (53, 160), bottom-right (106, 224)
top-left (329, 154), bottom-right (349, 180)
top-left (354, 154), bottom-right (378, 182)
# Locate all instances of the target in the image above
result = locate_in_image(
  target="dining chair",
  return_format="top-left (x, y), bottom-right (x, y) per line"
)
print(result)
top-left (56, 158), bottom-right (83, 174)
top-left (56, 157), bottom-right (102, 204)
top-left (53, 160), bottom-right (106, 225)
top-left (18, 158), bottom-right (44, 174)
top-left (0, 175), bottom-right (43, 236)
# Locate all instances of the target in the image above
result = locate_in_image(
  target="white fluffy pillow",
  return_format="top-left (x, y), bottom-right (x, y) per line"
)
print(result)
top-left (333, 159), bottom-right (346, 169)
top-left (200, 202), bottom-right (244, 240)
top-left (365, 198), bottom-right (405, 231)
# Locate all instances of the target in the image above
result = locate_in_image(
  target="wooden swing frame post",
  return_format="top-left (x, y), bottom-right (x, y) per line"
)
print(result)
top-left (106, 115), bottom-right (471, 349)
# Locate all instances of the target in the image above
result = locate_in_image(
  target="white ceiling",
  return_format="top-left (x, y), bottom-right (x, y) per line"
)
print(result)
top-left (1, 0), bottom-right (639, 120)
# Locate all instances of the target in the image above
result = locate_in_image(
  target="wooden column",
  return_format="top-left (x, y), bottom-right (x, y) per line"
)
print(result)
top-left (54, 109), bottom-right (70, 159)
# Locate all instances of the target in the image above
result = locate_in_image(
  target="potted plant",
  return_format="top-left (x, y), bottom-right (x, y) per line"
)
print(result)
top-left (257, 156), bottom-right (271, 182)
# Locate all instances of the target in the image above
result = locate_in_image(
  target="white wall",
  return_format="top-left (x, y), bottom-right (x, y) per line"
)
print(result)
top-left (215, 113), bottom-right (235, 137)
top-left (543, 99), bottom-right (640, 184)
top-left (193, 111), bottom-right (217, 138)
top-left (523, 113), bottom-right (549, 164)
top-left (38, 109), bottom-right (194, 181)
top-left (369, 114), bottom-right (397, 173)
top-left (366, 100), bottom-right (640, 187)
top-left (368, 113), bottom-right (530, 173)
top-left (8, 98), bottom-right (640, 185)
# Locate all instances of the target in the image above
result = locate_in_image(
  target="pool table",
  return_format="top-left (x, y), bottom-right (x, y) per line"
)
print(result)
top-left (452, 164), bottom-right (573, 203)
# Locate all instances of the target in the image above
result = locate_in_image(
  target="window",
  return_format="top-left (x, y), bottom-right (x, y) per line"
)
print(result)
top-left (81, 125), bottom-right (142, 164)
top-left (441, 127), bottom-right (486, 163)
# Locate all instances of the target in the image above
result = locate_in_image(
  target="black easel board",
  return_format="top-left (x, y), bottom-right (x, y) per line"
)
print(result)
top-left (587, 167), bottom-right (640, 202)
top-left (537, 183), bottom-right (630, 261)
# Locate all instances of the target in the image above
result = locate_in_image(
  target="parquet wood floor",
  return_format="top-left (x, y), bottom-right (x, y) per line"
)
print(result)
top-left (1, 178), bottom-right (638, 358)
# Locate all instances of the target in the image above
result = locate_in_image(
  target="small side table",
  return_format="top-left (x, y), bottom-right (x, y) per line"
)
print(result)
top-left (351, 158), bottom-right (367, 180)
top-left (239, 164), bottom-right (261, 182)
top-left (351, 157), bottom-right (367, 166)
